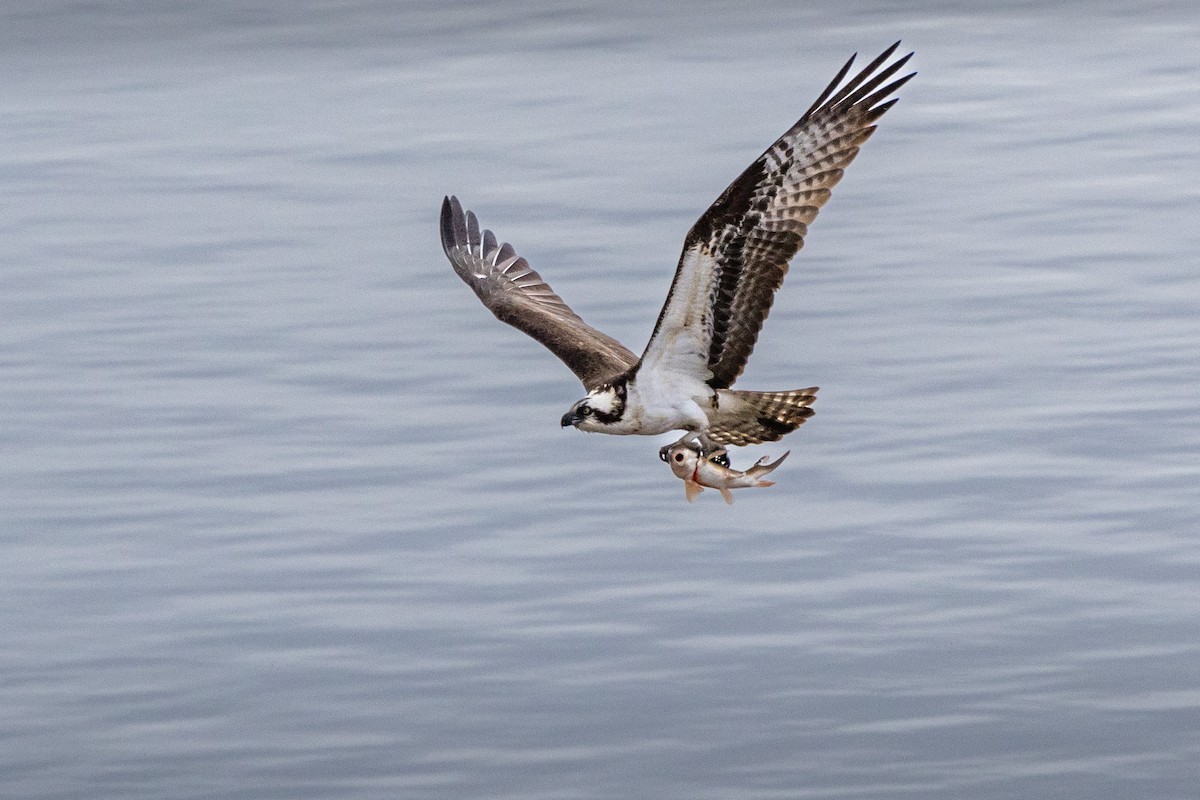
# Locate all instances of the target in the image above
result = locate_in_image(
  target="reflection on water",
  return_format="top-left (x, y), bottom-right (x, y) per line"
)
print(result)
top-left (2, 2), bottom-right (1199, 798)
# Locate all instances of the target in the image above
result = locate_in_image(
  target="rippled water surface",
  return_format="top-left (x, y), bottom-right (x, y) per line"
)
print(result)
top-left (2, 2), bottom-right (1199, 798)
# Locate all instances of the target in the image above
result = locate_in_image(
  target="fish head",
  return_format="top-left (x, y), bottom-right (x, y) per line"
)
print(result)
top-left (662, 443), bottom-right (701, 481)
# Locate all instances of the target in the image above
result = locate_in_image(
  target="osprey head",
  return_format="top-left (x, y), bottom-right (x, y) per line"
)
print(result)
top-left (561, 381), bottom-right (626, 431)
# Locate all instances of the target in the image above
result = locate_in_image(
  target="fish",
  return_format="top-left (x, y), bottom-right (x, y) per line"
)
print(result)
top-left (663, 444), bottom-right (790, 504)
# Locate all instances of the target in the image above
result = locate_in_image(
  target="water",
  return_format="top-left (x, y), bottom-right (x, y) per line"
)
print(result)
top-left (2, 2), bottom-right (1199, 798)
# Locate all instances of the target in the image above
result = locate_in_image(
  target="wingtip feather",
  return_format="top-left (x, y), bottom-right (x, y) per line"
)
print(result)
top-left (439, 195), bottom-right (459, 254)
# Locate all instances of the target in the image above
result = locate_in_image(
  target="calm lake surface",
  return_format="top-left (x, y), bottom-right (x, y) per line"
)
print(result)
top-left (2, 2), bottom-right (1198, 798)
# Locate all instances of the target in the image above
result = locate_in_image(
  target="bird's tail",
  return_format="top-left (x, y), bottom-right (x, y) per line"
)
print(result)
top-left (709, 387), bottom-right (818, 446)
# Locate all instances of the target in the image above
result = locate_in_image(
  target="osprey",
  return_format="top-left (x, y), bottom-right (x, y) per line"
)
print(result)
top-left (440, 43), bottom-right (914, 457)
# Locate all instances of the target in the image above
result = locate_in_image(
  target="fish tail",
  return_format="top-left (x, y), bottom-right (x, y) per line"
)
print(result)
top-left (747, 450), bottom-right (790, 482)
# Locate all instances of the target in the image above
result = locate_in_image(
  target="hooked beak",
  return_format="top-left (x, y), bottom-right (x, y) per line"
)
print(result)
top-left (561, 411), bottom-right (579, 428)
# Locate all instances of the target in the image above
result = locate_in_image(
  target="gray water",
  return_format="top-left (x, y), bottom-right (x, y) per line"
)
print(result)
top-left (2, 2), bottom-right (1199, 798)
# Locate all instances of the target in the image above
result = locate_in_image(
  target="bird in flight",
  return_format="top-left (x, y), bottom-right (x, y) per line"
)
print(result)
top-left (440, 43), bottom-right (914, 460)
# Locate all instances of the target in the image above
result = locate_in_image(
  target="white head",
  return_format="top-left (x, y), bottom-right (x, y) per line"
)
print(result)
top-left (560, 382), bottom-right (626, 432)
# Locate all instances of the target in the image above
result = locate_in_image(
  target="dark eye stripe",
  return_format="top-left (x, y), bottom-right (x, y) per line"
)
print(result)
top-left (592, 408), bottom-right (621, 424)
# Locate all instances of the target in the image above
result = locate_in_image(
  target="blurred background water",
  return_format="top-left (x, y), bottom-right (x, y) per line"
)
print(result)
top-left (2, 2), bottom-right (1198, 798)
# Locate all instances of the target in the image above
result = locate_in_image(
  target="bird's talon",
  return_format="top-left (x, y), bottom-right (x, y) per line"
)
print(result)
top-left (707, 450), bottom-right (730, 468)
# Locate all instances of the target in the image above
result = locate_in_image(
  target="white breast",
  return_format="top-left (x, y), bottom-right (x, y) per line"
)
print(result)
top-left (620, 370), bottom-right (713, 435)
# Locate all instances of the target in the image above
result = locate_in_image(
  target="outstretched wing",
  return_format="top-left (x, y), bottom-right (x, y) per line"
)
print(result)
top-left (440, 196), bottom-right (638, 390)
top-left (638, 43), bottom-right (915, 388)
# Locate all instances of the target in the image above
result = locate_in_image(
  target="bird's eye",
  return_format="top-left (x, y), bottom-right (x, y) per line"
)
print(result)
top-left (578, 406), bottom-right (591, 416)
top-left (673, 452), bottom-right (684, 462)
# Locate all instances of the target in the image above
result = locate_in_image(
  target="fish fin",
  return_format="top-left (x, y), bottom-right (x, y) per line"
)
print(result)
top-left (684, 481), bottom-right (703, 503)
top-left (720, 488), bottom-right (734, 505)
top-left (757, 480), bottom-right (775, 488)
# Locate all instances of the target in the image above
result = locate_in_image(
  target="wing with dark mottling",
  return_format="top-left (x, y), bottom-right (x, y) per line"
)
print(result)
top-left (440, 196), bottom-right (637, 391)
top-left (639, 43), bottom-right (915, 388)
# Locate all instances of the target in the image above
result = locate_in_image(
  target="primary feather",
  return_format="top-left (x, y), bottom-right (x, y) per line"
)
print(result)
top-left (439, 196), bottom-right (637, 391)
top-left (640, 42), bottom-right (914, 389)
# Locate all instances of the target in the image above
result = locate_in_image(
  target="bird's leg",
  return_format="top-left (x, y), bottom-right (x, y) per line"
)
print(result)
top-left (706, 449), bottom-right (731, 468)
top-left (697, 433), bottom-right (730, 468)
top-left (658, 431), bottom-right (729, 467)
top-left (690, 431), bottom-right (729, 464)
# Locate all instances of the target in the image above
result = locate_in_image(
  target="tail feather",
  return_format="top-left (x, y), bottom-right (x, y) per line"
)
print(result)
top-left (709, 388), bottom-right (818, 446)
